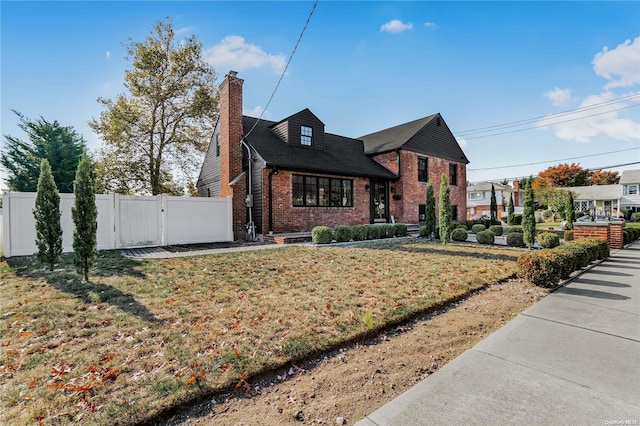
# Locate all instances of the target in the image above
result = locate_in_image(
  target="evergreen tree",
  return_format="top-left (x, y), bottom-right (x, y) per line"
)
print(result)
top-left (33, 159), bottom-right (63, 270)
top-left (507, 193), bottom-right (515, 226)
top-left (522, 178), bottom-right (537, 248)
top-left (565, 191), bottom-right (575, 230)
top-left (425, 181), bottom-right (436, 239)
top-left (72, 155), bottom-right (98, 281)
top-left (439, 173), bottom-right (452, 244)
top-left (490, 184), bottom-right (498, 223)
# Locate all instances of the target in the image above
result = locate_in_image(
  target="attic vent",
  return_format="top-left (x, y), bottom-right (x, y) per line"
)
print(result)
top-left (436, 117), bottom-right (442, 127)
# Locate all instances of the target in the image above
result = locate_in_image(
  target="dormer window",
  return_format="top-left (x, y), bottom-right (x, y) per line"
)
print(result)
top-left (301, 126), bottom-right (313, 146)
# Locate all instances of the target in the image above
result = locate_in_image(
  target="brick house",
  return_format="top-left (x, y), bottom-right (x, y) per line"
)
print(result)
top-left (197, 71), bottom-right (469, 237)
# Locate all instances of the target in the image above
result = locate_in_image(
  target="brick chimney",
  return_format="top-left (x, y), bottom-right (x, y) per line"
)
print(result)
top-left (219, 71), bottom-right (247, 238)
top-left (512, 180), bottom-right (520, 206)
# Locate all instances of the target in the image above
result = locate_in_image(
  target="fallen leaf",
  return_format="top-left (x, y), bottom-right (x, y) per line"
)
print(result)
top-left (362, 308), bottom-right (374, 328)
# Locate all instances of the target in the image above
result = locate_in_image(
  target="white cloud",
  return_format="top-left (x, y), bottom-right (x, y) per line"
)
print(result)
top-left (424, 22), bottom-right (437, 28)
top-left (175, 26), bottom-right (193, 36)
top-left (380, 20), bottom-right (413, 33)
top-left (243, 105), bottom-right (271, 120)
top-left (593, 36), bottom-right (640, 89)
top-left (204, 35), bottom-right (286, 74)
top-left (106, 51), bottom-right (111, 61)
top-left (455, 136), bottom-right (467, 148)
top-left (537, 91), bottom-right (640, 143)
top-left (544, 86), bottom-right (572, 106)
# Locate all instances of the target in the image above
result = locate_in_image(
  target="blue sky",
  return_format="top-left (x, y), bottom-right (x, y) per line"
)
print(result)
top-left (1, 1), bottom-right (639, 188)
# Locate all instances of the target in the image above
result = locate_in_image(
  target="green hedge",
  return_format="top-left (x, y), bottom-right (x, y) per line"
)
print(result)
top-left (489, 225), bottom-right (503, 236)
top-left (476, 230), bottom-right (495, 245)
top-left (517, 237), bottom-right (609, 287)
top-left (471, 224), bottom-right (486, 234)
top-left (394, 223), bottom-right (408, 237)
top-left (538, 232), bottom-right (560, 249)
top-left (352, 225), bottom-right (367, 241)
top-left (334, 225), bottom-right (352, 242)
top-left (366, 225), bottom-right (380, 240)
top-left (312, 226), bottom-right (333, 244)
top-left (506, 232), bottom-right (526, 248)
top-left (564, 230), bottom-right (574, 241)
top-left (379, 224), bottom-right (395, 239)
top-left (451, 228), bottom-right (469, 242)
top-left (508, 225), bottom-right (523, 234)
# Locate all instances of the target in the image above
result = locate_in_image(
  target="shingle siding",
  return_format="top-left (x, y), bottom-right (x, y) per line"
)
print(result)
top-left (404, 116), bottom-right (469, 164)
top-left (196, 124), bottom-right (222, 197)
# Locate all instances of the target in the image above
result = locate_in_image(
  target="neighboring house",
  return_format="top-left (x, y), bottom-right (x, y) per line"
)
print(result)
top-left (568, 169), bottom-right (640, 218)
top-left (465, 181), bottom-right (523, 220)
top-left (197, 71), bottom-right (469, 237)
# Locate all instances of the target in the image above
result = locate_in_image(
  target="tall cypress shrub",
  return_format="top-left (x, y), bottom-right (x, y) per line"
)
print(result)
top-left (425, 181), bottom-right (436, 239)
top-left (565, 191), bottom-right (575, 230)
top-left (507, 193), bottom-right (515, 226)
top-left (72, 155), bottom-right (98, 281)
top-left (490, 183), bottom-right (498, 223)
top-left (33, 159), bottom-right (63, 271)
top-left (522, 178), bottom-right (536, 249)
top-left (439, 173), bottom-right (451, 244)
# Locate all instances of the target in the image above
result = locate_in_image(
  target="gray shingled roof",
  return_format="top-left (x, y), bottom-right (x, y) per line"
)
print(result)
top-left (243, 116), bottom-right (397, 179)
top-left (358, 115), bottom-right (436, 154)
top-left (467, 182), bottom-right (515, 192)
top-left (620, 169), bottom-right (640, 184)
top-left (568, 184), bottom-right (621, 200)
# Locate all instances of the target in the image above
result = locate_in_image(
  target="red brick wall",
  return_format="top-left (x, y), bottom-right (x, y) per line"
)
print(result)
top-left (219, 71), bottom-right (247, 235)
top-left (379, 150), bottom-right (467, 223)
top-left (574, 223), bottom-right (610, 241)
top-left (609, 223), bottom-right (624, 249)
top-left (261, 169), bottom-right (371, 234)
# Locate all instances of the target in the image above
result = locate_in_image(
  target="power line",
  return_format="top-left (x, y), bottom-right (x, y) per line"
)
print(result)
top-left (460, 103), bottom-right (640, 141)
top-left (456, 92), bottom-right (640, 136)
top-left (468, 147), bottom-right (640, 171)
top-left (243, 0), bottom-right (318, 140)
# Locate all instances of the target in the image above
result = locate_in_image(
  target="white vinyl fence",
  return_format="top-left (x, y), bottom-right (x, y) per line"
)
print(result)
top-left (1, 191), bottom-right (233, 258)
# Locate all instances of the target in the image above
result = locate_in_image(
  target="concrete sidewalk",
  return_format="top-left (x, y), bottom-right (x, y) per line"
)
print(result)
top-left (357, 242), bottom-right (640, 425)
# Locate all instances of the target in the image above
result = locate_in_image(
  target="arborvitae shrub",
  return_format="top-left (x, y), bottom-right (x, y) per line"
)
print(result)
top-left (393, 223), bottom-right (408, 237)
top-left (509, 225), bottom-right (523, 234)
top-left (366, 225), bottom-right (380, 240)
top-left (564, 230), bottom-right (574, 241)
top-left (471, 224), bottom-right (486, 234)
top-left (538, 232), bottom-right (560, 248)
top-left (507, 232), bottom-right (526, 248)
top-left (476, 230), bottom-right (495, 245)
top-left (312, 226), bottom-right (333, 244)
top-left (352, 225), bottom-right (367, 241)
top-left (333, 225), bottom-right (352, 242)
top-left (434, 226), bottom-right (440, 240)
top-left (489, 225), bottom-right (503, 236)
top-left (451, 228), bottom-right (468, 242)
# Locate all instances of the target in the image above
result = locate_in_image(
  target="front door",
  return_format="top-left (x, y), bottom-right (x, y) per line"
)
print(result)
top-left (371, 180), bottom-right (388, 223)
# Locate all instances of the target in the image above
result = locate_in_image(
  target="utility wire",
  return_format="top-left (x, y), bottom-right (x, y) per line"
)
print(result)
top-left (243, 0), bottom-right (318, 140)
top-left (460, 103), bottom-right (640, 140)
top-left (468, 147), bottom-right (640, 171)
top-left (456, 93), bottom-right (640, 136)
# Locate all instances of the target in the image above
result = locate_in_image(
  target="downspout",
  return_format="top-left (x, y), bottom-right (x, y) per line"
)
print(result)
top-left (268, 168), bottom-right (278, 233)
top-left (240, 138), bottom-right (255, 240)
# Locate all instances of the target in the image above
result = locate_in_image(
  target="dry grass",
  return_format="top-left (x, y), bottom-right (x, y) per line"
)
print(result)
top-left (0, 239), bottom-right (520, 424)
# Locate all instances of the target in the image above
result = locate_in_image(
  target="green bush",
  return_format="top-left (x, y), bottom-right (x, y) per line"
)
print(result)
top-left (542, 209), bottom-right (554, 223)
top-left (312, 226), bottom-right (333, 244)
top-left (512, 214), bottom-right (523, 225)
top-left (571, 237), bottom-right (609, 262)
top-left (451, 228), bottom-right (468, 242)
top-left (489, 225), bottom-right (503, 236)
top-left (556, 243), bottom-right (589, 269)
top-left (538, 232), bottom-right (560, 249)
top-left (564, 230), bottom-right (574, 241)
top-left (623, 229), bottom-right (631, 245)
top-left (476, 230), bottom-right (495, 245)
top-left (366, 225), bottom-right (380, 240)
top-left (506, 232), bottom-right (526, 248)
top-left (352, 225), bottom-right (367, 241)
top-left (509, 225), bottom-right (523, 234)
top-left (632, 212), bottom-right (640, 222)
top-left (379, 224), bottom-right (395, 239)
top-left (434, 226), bottom-right (441, 240)
top-left (394, 223), bottom-right (408, 237)
top-left (419, 226), bottom-right (429, 238)
top-left (517, 251), bottom-right (564, 287)
top-left (471, 224), bottom-right (486, 234)
top-left (456, 223), bottom-right (468, 231)
top-left (333, 225), bottom-right (352, 242)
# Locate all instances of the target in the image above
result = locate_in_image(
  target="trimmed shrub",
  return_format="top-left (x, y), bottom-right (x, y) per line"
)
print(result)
top-left (419, 226), bottom-right (429, 238)
top-left (366, 225), bottom-right (380, 240)
top-left (572, 237), bottom-right (609, 262)
top-left (476, 230), bottom-right (495, 245)
top-left (564, 230), bottom-right (574, 241)
top-left (538, 232), bottom-right (560, 249)
top-left (379, 224), bottom-right (395, 239)
top-left (623, 229), bottom-right (632, 245)
top-left (489, 225), bottom-right (503, 236)
top-left (512, 214), bottom-right (523, 225)
top-left (451, 228), bottom-right (468, 242)
top-left (632, 212), bottom-right (640, 222)
top-left (557, 243), bottom-right (589, 269)
top-left (334, 225), bottom-right (352, 242)
top-left (312, 226), bottom-right (333, 244)
top-left (507, 232), bottom-right (526, 248)
top-left (542, 209), bottom-right (554, 223)
top-left (471, 224), bottom-right (486, 234)
top-left (517, 251), bottom-right (564, 287)
top-left (509, 225), bottom-right (523, 234)
top-left (394, 223), bottom-right (408, 237)
top-left (352, 225), bottom-right (367, 241)
top-left (456, 223), bottom-right (468, 231)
